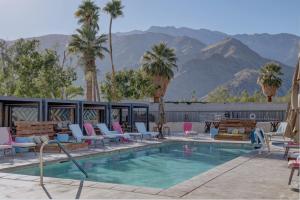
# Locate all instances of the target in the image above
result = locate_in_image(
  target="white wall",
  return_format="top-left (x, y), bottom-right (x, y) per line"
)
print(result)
top-left (150, 122), bottom-right (272, 133)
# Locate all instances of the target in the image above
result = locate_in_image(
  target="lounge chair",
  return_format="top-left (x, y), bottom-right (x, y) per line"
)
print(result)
top-left (288, 158), bottom-right (300, 185)
top-left (0, 127), bottom-right (13, 157)
top-left (284, 141), bottom-right (300, 158)
top-left (264, 122), bottom-right (287, 141)
top-left (183, 122), bottom-right (197, 136)
top-left (69, 124), bottom-right (104, 147)
top-left (0, 127), bottom-right (36, 155)
top-left (96, 123), bottom-right (130, 142)
top-left (253, 128), bottom-right (267, 151)
top-left (112, 122), bottom-right (142, 141)
top-left (135, 122), bottom-right (159, 139)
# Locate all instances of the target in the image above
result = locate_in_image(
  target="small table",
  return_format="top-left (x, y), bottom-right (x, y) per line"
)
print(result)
top-left (270, 121), bottom-right (280, 132)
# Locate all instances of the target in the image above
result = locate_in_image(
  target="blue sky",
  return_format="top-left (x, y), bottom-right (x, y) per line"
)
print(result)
top-left (0, 0), bottom-right (299, 40)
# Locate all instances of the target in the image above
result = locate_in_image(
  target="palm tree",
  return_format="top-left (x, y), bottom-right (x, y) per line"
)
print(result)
top-left (257, 62), bottom-right (283, 102)
top-left (69, 0), bottom-right (108, 101)
top-left (104, 0), bottom-right (124, 101)
top-left (141, 42), bottom-right (178, 102)
top-left (141, 42), bottom-right (177, 138)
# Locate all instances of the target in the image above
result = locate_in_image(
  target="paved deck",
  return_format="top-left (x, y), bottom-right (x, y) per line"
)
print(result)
top-left (0, 137), bottom-right (299, 199)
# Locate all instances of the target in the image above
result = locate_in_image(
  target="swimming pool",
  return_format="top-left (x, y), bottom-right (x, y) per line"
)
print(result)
top-left (12, 142), bottom-right (253, 189)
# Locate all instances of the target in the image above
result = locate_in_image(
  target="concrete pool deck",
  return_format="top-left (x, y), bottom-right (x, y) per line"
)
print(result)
top-left (0, 137), bottom-right (299, 199)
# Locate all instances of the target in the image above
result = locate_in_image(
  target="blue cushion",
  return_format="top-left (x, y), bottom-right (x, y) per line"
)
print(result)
top-left (56, 134), bottom-right (69, 143)
top-left (15, 137), bottom-right (34, 153)
top-left (210, 128), bottom-right (219, 138)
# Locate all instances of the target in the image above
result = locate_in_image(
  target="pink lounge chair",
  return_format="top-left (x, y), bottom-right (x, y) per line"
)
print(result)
top-left (112, 122), bottom-right (142, 141)
top-left (288, 159), bottom-right (300, 185)
top-left (183, 122), bottom-right (197, 136)
top-left (84, 123), bottom-right (97, 137)
top-left (0, 127), bottom-right (36, 154)
top-left (0, 127), bottom-right (13, 157)
top-left (284, 141), bottom-right (300, 158)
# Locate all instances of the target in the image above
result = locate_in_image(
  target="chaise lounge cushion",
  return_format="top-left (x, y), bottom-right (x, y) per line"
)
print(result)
top-left (0, 144), bottom-right (12, 149)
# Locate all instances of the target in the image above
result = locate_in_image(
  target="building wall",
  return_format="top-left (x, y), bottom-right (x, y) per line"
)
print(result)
top-left (150, 122), bottom-right (272, 134)
top-left (149, 103), bottom-right (287, 122)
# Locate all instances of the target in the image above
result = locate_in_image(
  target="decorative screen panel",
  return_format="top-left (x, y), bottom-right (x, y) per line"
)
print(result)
top-left (11, 106), bottom-right (39, 125)
top-left (49, 107), bottom-right (75, 123)
top-left (111, 109), bottom-right (120, 123)
top-left (83, 108), bottom-right (106, 124)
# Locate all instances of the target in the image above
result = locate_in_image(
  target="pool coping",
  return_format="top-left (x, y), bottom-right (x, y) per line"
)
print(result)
top-left (0, 138), bottom-right (260, 198)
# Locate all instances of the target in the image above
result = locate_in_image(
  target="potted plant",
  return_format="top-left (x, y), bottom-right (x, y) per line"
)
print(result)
top-left (257, 62), bottom-right (283, 102)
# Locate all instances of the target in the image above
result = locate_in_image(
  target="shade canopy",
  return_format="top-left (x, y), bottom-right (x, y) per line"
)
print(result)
top-left (284, 57), bottom-right (300, 141)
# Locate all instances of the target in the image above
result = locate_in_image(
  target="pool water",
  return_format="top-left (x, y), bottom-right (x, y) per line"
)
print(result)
top-left (13, 142), bottom-right (253, 189)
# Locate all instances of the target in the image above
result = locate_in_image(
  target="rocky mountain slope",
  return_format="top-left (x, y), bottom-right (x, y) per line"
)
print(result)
top-left (3, 27), bottom-right (296, 101)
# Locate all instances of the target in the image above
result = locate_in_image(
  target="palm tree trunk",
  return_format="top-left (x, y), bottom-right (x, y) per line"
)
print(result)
top-left (94, 69), bottom-right (101, 102)
top-left (85, 58), bottom-right (93, 101)
top-left (157, 96), bottom-right (166, 139)
top-left (108, 17), bottom-right (116, 101)
top-left (85, 70), bottom-right (93, 101)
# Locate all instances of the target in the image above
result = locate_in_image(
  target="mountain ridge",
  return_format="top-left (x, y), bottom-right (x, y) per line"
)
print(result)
top-left (0, 27), bottom-right (296, 101)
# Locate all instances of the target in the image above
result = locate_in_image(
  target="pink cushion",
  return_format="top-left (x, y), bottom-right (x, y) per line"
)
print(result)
top-left (0, 127), bottom-right (12, 145)
top-left (112, 122), bottom-right (124, 134)
top-left (84, 123), bottom-right (96, 136)
top-left (183, 122), bottom-right (193, 132)
top-left (288, 160), bottom-right (300, 168)
top-left (287, 142), bottom-right (300, 148)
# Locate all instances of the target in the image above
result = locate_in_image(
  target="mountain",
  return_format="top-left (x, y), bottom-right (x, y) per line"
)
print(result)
top-left (3, 29), bottom-right (295, 101)
top-left (165, 38), bottom-right (294, 100)
top-left (142, 26), bottom-right (300, 66)
top-left (147, 26), bottom-right (228, 45)
top-left (234, 33), bottom-right (300, 66)
top-left (211, 68), bottom-right (291, 96)
top-left (18, 32), bottom-right (206, 87)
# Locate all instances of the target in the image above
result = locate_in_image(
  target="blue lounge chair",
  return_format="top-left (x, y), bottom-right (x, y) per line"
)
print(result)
top-left (135, 122), bottom-right (159, 139)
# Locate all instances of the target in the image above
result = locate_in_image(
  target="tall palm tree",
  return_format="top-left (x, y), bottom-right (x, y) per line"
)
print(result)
top-left (141, 42), bottom-right (177, 138)
top-left (141, 42), bottom-right (178, 102)
top-left (69, 0), bottom-right (108, 101)
top-left (104, 0), bottom-right (124, 101)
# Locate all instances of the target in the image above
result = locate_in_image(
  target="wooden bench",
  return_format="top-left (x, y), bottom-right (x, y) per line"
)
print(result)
top-left (215, 119), bottom-right (256, 141)
top-left (15, 121), bottom-right (57, 138)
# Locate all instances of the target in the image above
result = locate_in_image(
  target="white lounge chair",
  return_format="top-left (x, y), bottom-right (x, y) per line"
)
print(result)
top-left (69, 124), bottom-right (104, 146)
top-left (264, 122), bottom-right (287, 141)
top-left (112, 122), bottom-right (142, 141)
top-left (135, 122), bottom-right (159, 139)
top-left (96, 123), bottom-right (131, 141)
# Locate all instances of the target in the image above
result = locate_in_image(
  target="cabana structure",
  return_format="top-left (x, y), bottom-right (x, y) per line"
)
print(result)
top-left (0, 96), bottom-right (42, 128)
top-left (110, 103), bottom-right (149, 132)
top-left (110, 103), bottom-right (132, 132)
top-left (79, 101), bottom-right (108, 127)
top-left (43, 99), bottom-right (80, 128)
top-left (132, 103), bottom-right (149, 131)
top-left (0, 96), bottom-right (150, 135)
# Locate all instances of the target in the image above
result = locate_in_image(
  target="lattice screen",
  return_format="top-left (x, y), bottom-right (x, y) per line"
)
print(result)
top-left (49, 108), bottom-right (75, 122)
top-left (11, 107), bottom-right (39, 123)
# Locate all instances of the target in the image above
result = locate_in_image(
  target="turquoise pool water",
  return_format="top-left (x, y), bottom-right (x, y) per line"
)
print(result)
top-left (13, 142), bottom-right (253, 189)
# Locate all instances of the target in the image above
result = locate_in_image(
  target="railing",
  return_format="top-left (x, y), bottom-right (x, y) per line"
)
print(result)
top-left (39, 140), bottom-right (88, 185)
